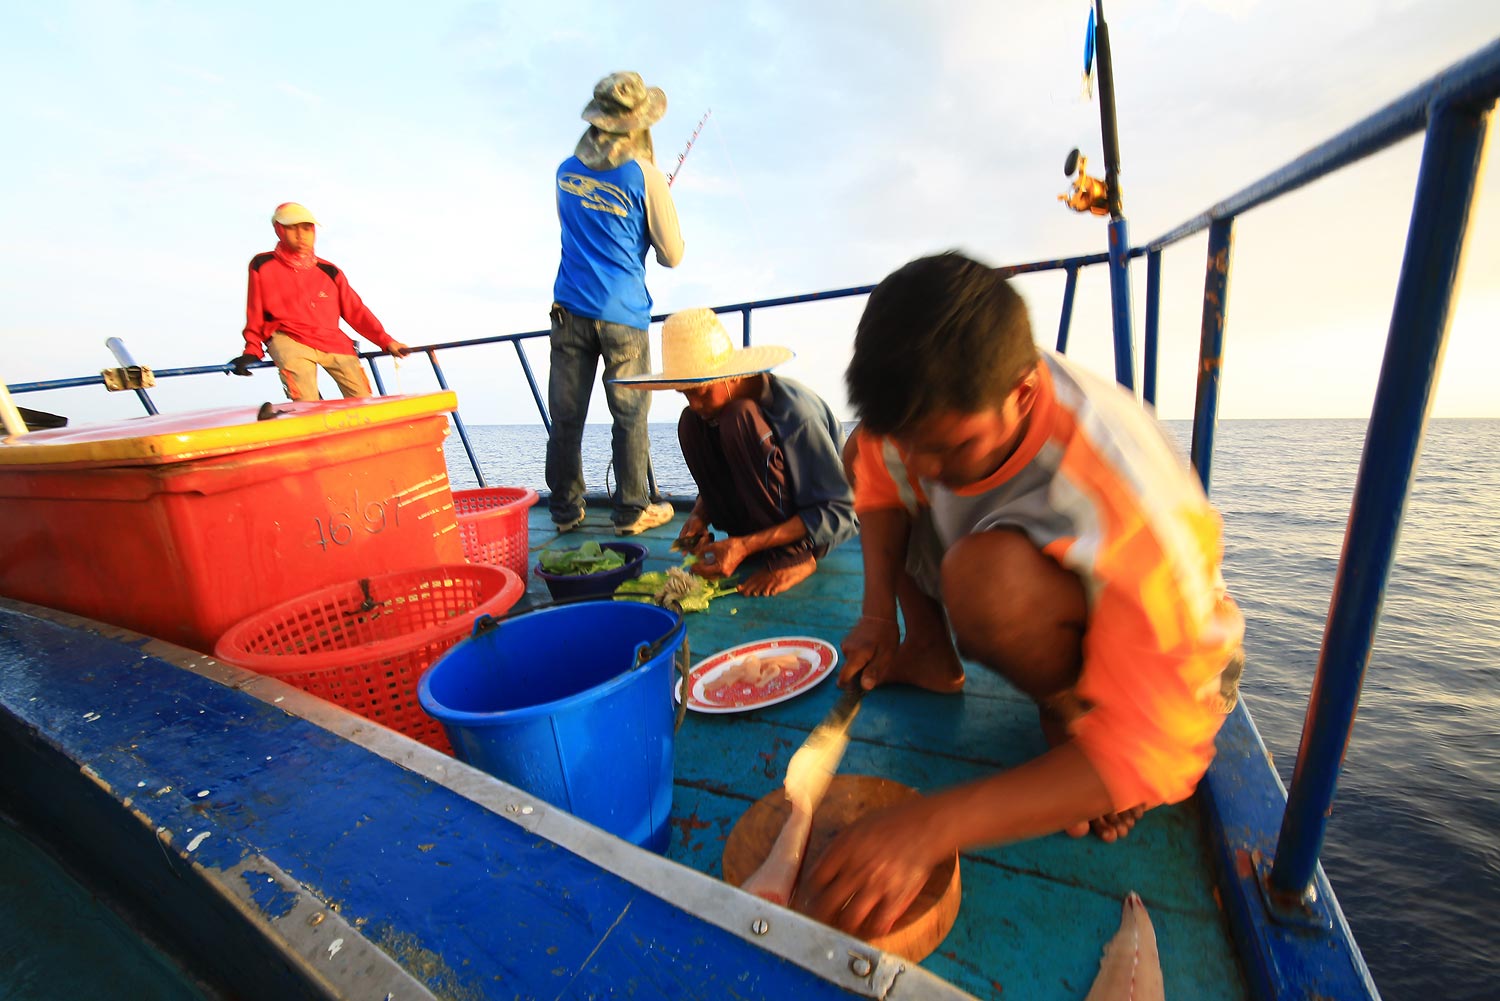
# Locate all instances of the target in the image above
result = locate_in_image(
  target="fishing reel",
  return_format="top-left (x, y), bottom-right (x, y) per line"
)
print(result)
top-left (1059, 148), bottom-right (1109, 216)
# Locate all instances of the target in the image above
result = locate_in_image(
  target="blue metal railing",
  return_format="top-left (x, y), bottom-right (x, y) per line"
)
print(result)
top-left (1143, 39), bottom-right (1498, 905)
top-left (1140, 251), bottom-right (1161, 408)
top-left (1189, 217), bottom-right (1233, 489)
top-left (1272, 96), bottom-right (1491, 893)
top-left (9, 36), bottom-right (1499, 995)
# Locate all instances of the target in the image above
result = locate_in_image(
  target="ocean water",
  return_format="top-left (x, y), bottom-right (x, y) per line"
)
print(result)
top-left (449, 417), bottom-right (1500, 1000)
top-left (0, 822), bottom-right (209, 1000)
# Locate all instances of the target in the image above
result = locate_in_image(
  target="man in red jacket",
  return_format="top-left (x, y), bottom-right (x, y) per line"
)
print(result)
top-left (228, 202), bottom-right (409, 400)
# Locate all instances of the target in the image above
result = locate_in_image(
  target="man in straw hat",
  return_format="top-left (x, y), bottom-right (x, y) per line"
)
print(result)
top-left (228, 202), bottom-right (409, 401)
top-left (793, 252), bottom-right (1245, 938)
top-left (548, 71), bottom-right (684, 536)
top-left (612, 308), bottom-right (856, 596)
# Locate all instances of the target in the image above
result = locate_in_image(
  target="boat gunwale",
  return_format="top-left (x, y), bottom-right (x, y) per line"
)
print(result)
top-left (0, 595), bottom-right (976, 1001)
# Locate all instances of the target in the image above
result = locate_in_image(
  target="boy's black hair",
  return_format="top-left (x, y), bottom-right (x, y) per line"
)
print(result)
top-left (845, 252), bottom-right (1039, 434)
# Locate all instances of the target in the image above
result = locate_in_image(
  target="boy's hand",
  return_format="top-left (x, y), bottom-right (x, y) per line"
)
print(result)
top-left (692, 536), bottom-right (747, 578)
top-left (793, 798), bottom-right (945, 936)
top-left (839, 615), bottom-right (900, 689)
top-left (387, 341), bottom-right (411, 358)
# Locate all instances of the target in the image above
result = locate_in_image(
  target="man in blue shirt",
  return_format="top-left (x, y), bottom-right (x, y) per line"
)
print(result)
top-left (548, 71), bottom-right (684, 536)
top-left (613, 309), bottom-right (857, 596)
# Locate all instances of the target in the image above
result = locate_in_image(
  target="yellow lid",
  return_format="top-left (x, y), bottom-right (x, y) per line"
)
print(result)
top-left (0, 392), bottom-right (458, 467)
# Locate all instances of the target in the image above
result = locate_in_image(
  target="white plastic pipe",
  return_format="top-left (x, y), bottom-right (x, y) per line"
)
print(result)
top-left (105, 336), bottom-right (139, 368)
top-left (0, 378), bottom-right (29, 437)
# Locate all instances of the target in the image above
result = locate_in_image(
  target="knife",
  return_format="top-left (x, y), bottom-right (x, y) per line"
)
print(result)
top-left (783, 686), bottom-right (866, 808)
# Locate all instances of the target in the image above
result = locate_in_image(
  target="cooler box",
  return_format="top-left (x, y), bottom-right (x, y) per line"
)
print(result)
top-left (0, 393), bottom-right (465, 653)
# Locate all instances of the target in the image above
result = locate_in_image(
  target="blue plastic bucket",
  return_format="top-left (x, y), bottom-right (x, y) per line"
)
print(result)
top-left (418, 601), bottom-right (683, 853)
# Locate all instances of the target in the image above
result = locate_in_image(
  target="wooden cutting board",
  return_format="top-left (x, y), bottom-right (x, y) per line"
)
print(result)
top-left (722, 774), bottom-right (961, 963)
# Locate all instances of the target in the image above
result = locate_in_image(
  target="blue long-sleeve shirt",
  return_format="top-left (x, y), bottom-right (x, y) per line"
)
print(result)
top-left (757, 374), bottom-right (858, 555)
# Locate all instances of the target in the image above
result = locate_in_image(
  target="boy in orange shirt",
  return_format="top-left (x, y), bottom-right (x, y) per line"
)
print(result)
top-left (795, 252), bottom-right (1244, 938)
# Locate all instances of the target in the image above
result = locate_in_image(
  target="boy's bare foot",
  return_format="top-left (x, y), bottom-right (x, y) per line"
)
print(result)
top-left (740, 558), bottom-right (817, 597)
top-left (859, 633), bottom-right (966, 693)
top-left (1039, 697), bottom-right (1147, 841)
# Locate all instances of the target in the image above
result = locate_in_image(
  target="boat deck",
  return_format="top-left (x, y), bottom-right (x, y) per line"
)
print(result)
top-left (524, 503), bottom-right (1248, 1000)
top-left (0, 494), bottom-right (1251, 1000)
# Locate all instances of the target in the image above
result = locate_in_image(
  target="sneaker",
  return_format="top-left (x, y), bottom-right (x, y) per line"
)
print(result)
top-left (615, 501), bottom-right (675, 536)
top-left (554, 508), bottom-right (586, 534)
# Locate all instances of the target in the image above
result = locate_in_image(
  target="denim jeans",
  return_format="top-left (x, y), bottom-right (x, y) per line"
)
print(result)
top-left (544, 304), bottom-right (654, 526)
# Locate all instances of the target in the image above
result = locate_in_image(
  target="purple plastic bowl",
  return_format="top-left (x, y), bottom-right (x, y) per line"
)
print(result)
top-left (533, 541), bottom-right (649, 600)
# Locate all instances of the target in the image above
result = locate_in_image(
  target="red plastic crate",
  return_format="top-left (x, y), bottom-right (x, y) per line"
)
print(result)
top-left (213, 564), bottom-right (523, 754)
top-left (454, 487), bottom-right (538, 579)
top-left (0, 395), bottom-right (464, 654)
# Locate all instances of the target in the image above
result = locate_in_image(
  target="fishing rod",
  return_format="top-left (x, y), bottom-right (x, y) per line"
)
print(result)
top-left (1058, 0), bottom-right (1138, 391)
top-left (1093, 0), bottom-right (1125, 219)
top-left (667, 109), bottom-right (712, 187)
top-left (1059, 0), bottom-right (1124, 218)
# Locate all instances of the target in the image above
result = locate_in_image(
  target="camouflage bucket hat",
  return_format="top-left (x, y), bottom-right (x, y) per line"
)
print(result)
top-left (581, 71), bottom-right (667, 134)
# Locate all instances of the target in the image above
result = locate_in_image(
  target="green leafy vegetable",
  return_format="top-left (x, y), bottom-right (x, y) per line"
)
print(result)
top-left (614, 557), bottom-right (737, 613)
top-left (539, 540), bottom-right (629, 576)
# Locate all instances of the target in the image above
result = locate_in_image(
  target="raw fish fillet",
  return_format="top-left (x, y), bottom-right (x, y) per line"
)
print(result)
top-left (738, 799), bottom-right (814, 905)
top-left (738, 689), bottom-right (858, 904)
top-left (704, 653), bottom-right (804, 702)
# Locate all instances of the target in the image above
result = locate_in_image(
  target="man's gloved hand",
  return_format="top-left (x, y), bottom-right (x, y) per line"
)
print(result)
top-left (227, 354), bottom-right (257, 377)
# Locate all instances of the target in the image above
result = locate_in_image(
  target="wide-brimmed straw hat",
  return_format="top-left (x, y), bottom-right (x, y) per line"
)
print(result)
top-left (582, 71), bottom-right (667, 134)
top-left (611, 309), bottom-right (794, 392)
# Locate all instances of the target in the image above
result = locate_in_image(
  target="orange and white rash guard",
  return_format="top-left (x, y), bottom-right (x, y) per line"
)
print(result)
top-left (851, 352), bottom-right (1245, 810)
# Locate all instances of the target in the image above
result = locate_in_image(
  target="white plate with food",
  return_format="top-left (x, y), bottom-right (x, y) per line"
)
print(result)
top-left (677, 637), bottom-right (839, 714)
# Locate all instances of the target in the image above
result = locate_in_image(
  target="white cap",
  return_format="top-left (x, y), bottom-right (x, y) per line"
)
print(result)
top-left (271, 202), bottom-right (318, 226)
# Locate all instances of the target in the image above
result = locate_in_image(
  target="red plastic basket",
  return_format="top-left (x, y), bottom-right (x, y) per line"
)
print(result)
top-left (454, 487), bottom-right (538, 579)
top-left (212, 564), bottom-right (524, 754)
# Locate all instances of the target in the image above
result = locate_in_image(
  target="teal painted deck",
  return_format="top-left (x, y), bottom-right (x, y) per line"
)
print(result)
top-left (520, 503), bottom-right (1248, 1001)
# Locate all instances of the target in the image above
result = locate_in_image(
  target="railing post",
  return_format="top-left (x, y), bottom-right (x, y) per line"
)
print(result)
top-left (1269, 98), bottom-right (1491, 902)
top-left (1189, 218), bottom-right (1234, 492)
top-left (1143, 249), bottom-right (1162, 408)
top-left (104, 338), bottom-right (159, 416)
top-left (1106, 218), bottom-right (1135, 391)
top-left (1056, 267), bottom-right (1079, 354)
top-left (740, 307), bottom-right (752, 348)
top-left (513, 340), bottom-right (551, 434)
top-left (424, 349), bottom-right (487, 489)
top-left (367, 356), bottom-right (388, 396)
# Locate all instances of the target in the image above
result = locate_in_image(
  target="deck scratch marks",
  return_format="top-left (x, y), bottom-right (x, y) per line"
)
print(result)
top-left (959, 853), bottom-right (1215, 917)
top-left (551, 897), bottom-right (633, 1001)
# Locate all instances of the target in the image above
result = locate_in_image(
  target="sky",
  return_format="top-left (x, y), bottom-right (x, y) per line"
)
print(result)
top-left (3, 0), bottom-right (1498, 427)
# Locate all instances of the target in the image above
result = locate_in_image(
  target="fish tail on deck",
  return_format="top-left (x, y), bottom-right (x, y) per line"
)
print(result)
top-left (1085, 891), bottom-right (1165, 1001)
